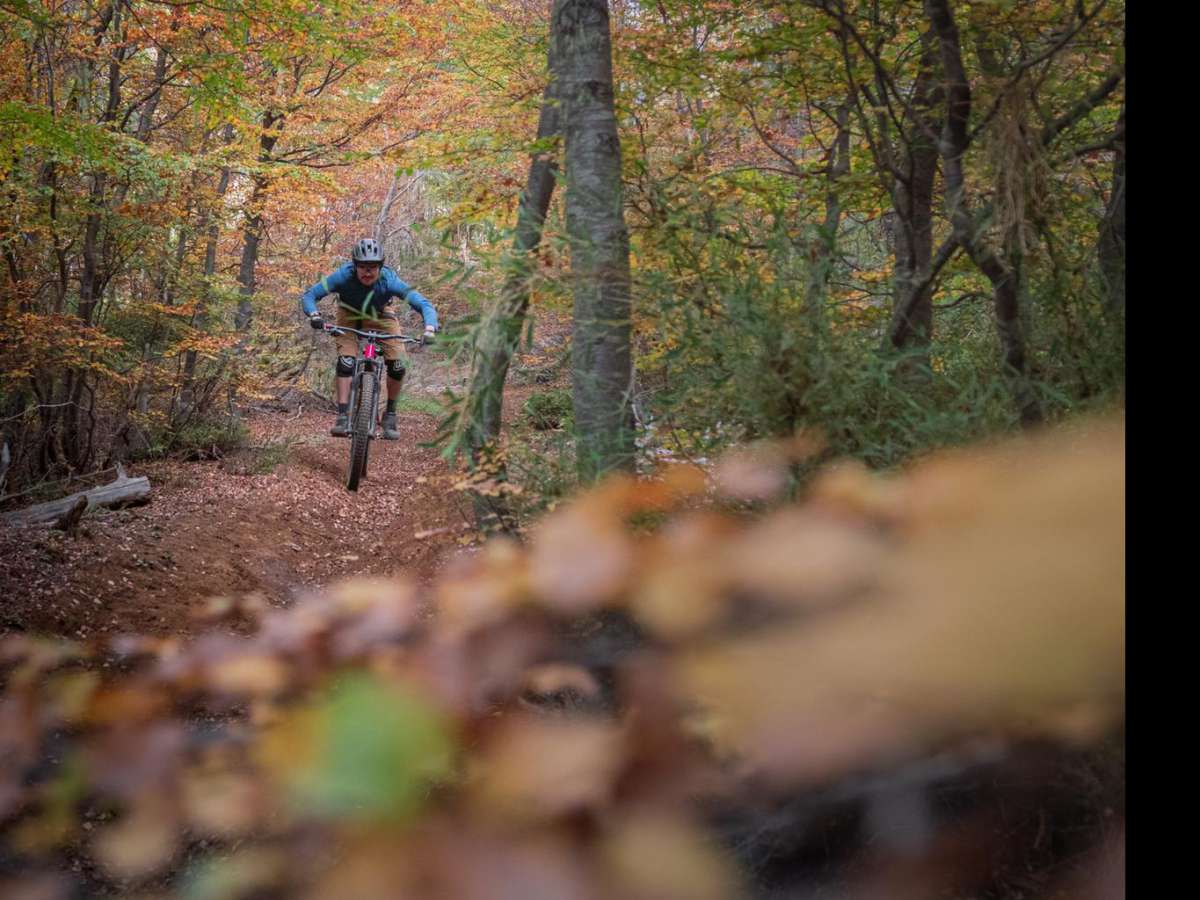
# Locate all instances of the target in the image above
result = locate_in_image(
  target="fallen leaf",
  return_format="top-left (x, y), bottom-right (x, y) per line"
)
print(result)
top-left (208, 654), bottom-right (290, 696)
top-left (602, 812), bottom-right (743, 900)
top-left (92, 791), bottom-right (179, 880)
top-left (470, 716), bottom-right (627, 820)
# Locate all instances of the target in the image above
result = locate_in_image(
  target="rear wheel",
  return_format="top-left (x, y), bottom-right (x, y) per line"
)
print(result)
top-left (347, 371), bottom-right (378, 491)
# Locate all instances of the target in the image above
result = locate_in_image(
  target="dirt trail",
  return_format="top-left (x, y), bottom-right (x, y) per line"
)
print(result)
top-left (1, 306), bottom-right (570, 641)
top-left (1, 401), bottom-right (478, 640)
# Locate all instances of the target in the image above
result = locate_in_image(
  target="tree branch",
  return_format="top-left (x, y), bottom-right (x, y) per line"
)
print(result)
top-left (1039, 66), bottom-right (1124, 149)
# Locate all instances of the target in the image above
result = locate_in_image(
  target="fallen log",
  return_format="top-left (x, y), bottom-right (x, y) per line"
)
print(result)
top-left (57, 496), bottom-right (89, 535)
top-left (1, 470), bottom-right (151, 528)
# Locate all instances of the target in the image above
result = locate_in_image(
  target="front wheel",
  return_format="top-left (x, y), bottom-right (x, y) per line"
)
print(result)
top-left (346, 371), bottom-right (378, 491)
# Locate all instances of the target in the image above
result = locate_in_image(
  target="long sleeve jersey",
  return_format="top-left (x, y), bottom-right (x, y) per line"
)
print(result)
top-left (300, 263), bottom-right (438, 329)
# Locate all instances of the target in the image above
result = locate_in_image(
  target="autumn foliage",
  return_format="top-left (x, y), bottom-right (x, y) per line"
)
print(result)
top-left (0, 0), bottom-right (1126, 890)
top-left (2, 0), bottom-right (1124, 499)
top-left (0, 418), bottom-right (1124, 897)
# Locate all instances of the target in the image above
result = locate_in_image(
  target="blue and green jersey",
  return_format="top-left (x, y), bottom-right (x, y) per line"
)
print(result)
top-left (300, 263), bottom-right (438, 328)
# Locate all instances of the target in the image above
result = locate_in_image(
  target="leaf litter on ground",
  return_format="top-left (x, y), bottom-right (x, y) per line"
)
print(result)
top-left (0, 414), bottom-right (1124, 898)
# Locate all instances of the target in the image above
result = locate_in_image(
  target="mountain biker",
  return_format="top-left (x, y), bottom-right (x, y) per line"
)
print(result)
top-left (301, 238), bottom-right (438, 439)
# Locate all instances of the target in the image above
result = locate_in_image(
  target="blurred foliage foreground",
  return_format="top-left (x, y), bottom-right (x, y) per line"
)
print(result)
top-left (0, 419), bottom-right (1125, 898)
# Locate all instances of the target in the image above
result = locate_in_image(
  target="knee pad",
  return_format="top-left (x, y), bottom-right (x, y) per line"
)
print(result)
top-left (335, 356), bottom-right (355, 377)
top-left (387, 359), bottom-right (407, 382)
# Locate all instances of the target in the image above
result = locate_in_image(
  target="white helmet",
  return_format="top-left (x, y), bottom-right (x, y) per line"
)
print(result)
top-left (351, 237), bottom-right (384, 264)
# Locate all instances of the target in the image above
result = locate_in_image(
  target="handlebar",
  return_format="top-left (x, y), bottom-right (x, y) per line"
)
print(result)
top-left (322, 324), bottom-right (422, 343)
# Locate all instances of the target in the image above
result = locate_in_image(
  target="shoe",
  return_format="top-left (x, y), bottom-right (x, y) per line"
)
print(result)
top-left (381, 412), bottom-right (400, 440)
top-left (330, 412), bottom-right (350, 436)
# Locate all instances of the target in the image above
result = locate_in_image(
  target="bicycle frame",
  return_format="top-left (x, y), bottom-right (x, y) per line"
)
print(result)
top-left (325, 325), bottom-right (420, 425)
top-left (322, 323), bottom-right (420, 491)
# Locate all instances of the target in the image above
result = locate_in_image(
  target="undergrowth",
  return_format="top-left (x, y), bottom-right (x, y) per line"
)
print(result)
top-left (451, 224), bottom-right (1124, 534)
top-left (396, 394), bottom-right (447, 417)
top-left (166, 417), bottom-right (251, 461)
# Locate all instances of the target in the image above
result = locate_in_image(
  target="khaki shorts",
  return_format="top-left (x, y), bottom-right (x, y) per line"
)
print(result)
top-left (335, 308), bottom-right (407, 362)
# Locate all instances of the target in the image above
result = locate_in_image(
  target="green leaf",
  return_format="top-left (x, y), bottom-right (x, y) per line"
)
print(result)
top-left (288, 673), bottom-right (455, 822)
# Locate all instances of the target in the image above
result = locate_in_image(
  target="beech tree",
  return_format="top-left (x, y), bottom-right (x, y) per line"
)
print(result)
top-left (920, 0), bottom-right (1123, 426)
top-left (554, 0), bottom-right (635, 481)
top-left (459, 19), bottom-right (564, 531)
top-left (1096, 99), bottom-right (1124, 313)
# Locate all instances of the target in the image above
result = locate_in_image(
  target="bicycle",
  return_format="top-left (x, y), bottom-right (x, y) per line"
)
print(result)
top-left (321, 323), bottom-right (422, 491)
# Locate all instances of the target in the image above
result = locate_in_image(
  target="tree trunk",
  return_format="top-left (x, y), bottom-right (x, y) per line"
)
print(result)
top-left (462, 22), bottom-right (564, 531)
top-left (804, 97), bottom-right (851, 316)
top-left (375, 174), bottom-right (400, 243)
top-left (180, 125), bottom-right (235, 420)
top-left (555, 0), bottom-right (635, 482)
top-left (1097, 101), bottom-right (1125, 313)
top-left (887, 30), bottom-right (941, 361)
top-left (0, 437), bottom-right (10, 496)
top-left (924, 0), bottom-right (1042, 427)
top-left (134, 40), bottom-right (168, 143)
top-left (235, 192), bottom-right (265, 333)
top-left (77, 174), bottom-right (108, 328)
top-left (886, 151), bottom-right (937, 353)
top-left (65, 2), bottom-right (126, 470)
top-left (235, 112), bottom-right (281, 332)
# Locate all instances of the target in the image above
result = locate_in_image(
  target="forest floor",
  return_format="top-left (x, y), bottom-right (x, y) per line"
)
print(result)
top-left (0, 333), bottom-right (557, 641)
top-left (0, 320), bottom-right (1125, 900)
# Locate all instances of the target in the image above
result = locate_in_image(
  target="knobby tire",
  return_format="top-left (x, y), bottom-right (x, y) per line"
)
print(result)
top-left (346, 371), bottom-right (378, 491)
